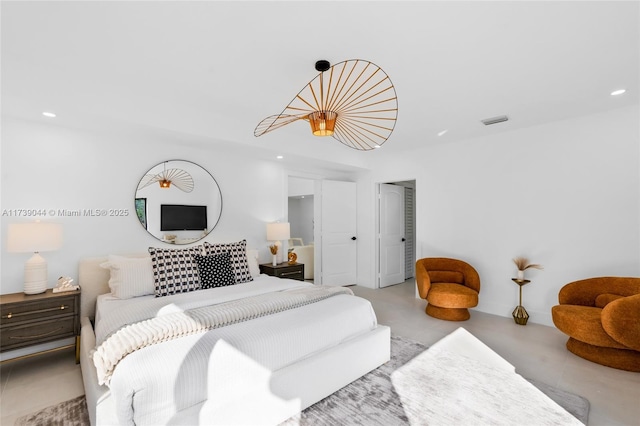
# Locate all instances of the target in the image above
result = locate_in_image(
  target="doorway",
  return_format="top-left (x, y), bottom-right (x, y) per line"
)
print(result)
top-left (378, 180), bottom-right (416, 288)
top-left (288, 176), bottom-right (315, 281)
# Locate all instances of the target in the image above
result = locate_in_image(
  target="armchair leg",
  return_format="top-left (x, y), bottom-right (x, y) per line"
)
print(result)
top-left (426, 304), bottom-right (471, 321)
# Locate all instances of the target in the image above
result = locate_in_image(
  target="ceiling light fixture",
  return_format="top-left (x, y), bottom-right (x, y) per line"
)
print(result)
top-left (437, 129), bottom-right (448, 137)
top-left (42, 112), bottom-right (56, 118)
top-left (276, 155), bottom-right (284, 159)
top-left (255, 59), bottom-right (398, 151)
top-left (611, 89), bottom-right (626, 96)
top-left (137, 161), bottom-right (194, 192)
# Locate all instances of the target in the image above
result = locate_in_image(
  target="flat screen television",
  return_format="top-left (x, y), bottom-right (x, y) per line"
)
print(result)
top-left (160, 204), bottom-right (208, 231)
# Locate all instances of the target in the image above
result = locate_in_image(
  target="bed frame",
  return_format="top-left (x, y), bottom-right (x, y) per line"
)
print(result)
top-left (78, 255), bottom-right (391, 425)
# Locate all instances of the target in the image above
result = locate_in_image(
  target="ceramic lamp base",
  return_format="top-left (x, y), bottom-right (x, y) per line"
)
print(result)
top-left (24, 253), bottom-right (48, 294)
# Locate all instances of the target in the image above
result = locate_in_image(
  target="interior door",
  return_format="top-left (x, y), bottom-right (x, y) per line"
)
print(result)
top-left (379, 183), bottom-right (405, 288)
top-left (320, 180), bottom-right (357, 286)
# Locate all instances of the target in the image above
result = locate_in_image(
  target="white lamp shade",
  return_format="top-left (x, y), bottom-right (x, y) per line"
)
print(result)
top-left (7, 222), bottom-right (63, 253)
top-left (6, 222), bottom-right (62, 295)
top-left (266, 222), bottom-right (290, 241)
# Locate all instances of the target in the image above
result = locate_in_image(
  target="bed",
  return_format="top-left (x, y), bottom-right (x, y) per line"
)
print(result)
top-left (78, 250), bottom-right (390, 426)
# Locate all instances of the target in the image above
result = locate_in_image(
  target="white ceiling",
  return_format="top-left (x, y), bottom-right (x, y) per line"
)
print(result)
top-left (2, 1), bottom-right (638, 170)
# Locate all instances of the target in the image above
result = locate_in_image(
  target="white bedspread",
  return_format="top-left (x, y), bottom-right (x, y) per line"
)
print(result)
top-left (95, 275), bottom-right (311, 345)
top-left (93, 277), bottom-right (378, 425)
top-left (94, 285), bottom-right (353, 386)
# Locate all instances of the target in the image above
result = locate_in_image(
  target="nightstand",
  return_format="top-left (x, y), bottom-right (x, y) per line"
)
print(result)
top-left (259, 262), bottom-right (305, 281)
top-left (0, 289), bottom-right (81, 363)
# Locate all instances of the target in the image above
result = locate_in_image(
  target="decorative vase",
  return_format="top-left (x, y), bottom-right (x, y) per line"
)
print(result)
top-left (517, 270), bottom-right (525, 281)
top-left (272, 254), bottom-right (277, 266)
top-left (288, 251), bottom-right (297, 265)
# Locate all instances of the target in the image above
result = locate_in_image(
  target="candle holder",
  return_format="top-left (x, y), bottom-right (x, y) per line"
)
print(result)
top-left (511, 278), bottom-right (531, 325)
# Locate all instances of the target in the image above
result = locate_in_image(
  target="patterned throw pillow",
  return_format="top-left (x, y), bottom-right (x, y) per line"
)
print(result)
top-left (148, 246), bottom-right (203, 297)
top-left (203, 240), bottom-right (253, 284)
top-left (194, 252), bottom-right (236, 289)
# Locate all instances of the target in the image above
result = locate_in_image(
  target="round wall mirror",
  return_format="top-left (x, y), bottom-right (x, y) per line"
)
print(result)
top-left (134, 160), bottom-right (222, 244)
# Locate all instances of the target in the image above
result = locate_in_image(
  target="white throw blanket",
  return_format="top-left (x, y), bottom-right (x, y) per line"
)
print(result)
top-left (93, 285), bottom-right (353, 385)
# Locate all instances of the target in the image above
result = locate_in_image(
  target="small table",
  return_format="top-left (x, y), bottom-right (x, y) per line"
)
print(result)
top-left (0, 288), bottom-right (81, 363)
top-left (259, 262), bottom-right (305, 281)
top-left (511, 278), bottom-right (531, 325)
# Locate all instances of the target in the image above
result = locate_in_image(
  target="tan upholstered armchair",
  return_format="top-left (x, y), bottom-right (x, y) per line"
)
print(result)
top-left (291, 245), bottom-right (314, 280)
top-left (416, 257), bottom-right (481, 321)
top-left (551, 277), bottom-right (640, 372)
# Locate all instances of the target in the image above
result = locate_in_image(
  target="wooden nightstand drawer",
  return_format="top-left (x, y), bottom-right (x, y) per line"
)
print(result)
top-left (1, 295), bottom-right (76, 325)
top-left (276, 269), bottom-right (304, 280)
top-left (1, 317), bottom-right (76, 351)
top-left (0, 289), bottom-right (81, 361)
top-left (259, 263), bottom-right (305, 281)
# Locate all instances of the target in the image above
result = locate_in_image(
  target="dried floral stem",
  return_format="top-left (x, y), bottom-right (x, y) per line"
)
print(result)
top-left (269, 244), bottom-right (278, 255)
top-left (512, 256), bottom-right (543, 271)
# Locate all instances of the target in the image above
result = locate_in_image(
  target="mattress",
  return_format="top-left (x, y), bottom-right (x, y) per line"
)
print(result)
top-left (93, 276), bottom-right (379, 425)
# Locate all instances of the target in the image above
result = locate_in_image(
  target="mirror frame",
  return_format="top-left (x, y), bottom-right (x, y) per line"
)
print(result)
top-left (134, 159), bottom-right (223, 244)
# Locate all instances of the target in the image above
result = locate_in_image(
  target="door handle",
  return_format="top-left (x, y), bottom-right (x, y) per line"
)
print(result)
top-left (401, 238), bottom-right (406, 242)
top-left (351, 236), bottom-right (357, 241)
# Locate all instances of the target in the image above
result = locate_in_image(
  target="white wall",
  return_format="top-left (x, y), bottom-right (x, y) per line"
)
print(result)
top-left (0, 117), bottom-right (347, 295)
top-left (365, 106), bottom-right (640, 326)
top-left (288, 176), bottom-right (315, 197)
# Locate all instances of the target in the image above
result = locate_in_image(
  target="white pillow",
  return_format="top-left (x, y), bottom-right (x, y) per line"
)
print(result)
top-left (246, 249), bottom-right (260, 278)
top-left (100, 255), bottom-right (155, 299)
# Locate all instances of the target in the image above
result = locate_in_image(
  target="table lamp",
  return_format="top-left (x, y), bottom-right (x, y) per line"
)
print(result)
top-left (266, 222), bottom-right (290, 265)
top-left (7, 221), bottom-right (63, 294)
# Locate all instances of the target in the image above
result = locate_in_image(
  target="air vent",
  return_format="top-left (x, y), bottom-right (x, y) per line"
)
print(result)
top-left (481, 115), bottom-right (509, 126)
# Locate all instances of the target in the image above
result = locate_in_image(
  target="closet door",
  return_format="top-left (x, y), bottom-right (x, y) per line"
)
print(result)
top-left (379, 183), bottom-right (405, 288)
top-left (404, 186), bottom-right (415, 280)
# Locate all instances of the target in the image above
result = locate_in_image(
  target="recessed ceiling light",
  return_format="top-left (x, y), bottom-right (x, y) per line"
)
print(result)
top-left (42, 112), bottom-right (56, 118)
top-left (611, 89), bottom-right (626, 96)
top-left (276, 155), bottom-right (283, 159)
top-left (437, 129), bottom-right (448, 137)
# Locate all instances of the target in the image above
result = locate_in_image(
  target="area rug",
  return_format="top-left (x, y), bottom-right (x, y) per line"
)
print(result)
top-left (282, 336), bottom-right (589, 425)
top-left (16, 336), bottom-right (589, 426)
top-left (14, 394), bottom-right (89, 426)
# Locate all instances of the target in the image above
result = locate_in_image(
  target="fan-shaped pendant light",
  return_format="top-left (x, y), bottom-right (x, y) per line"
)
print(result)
top-left (255, 59), bottom-right (398, 151)
top-left (137, 161), bottom-right (194, 193)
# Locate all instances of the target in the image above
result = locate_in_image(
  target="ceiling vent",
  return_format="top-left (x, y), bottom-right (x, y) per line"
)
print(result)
top-left (481, 115), bottom-right (509, 126)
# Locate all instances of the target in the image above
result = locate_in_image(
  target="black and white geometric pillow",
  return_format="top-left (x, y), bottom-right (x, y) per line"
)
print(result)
top-left (194, 252), bottom-right (236, 289)
top-left (148, 246), bottom-right (203, 297)
top-left (203, 240), bottom-right (253, 284)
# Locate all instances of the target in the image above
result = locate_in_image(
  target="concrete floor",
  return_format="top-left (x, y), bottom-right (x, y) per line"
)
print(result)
top-left (1, 279), bottom-right (638, 425)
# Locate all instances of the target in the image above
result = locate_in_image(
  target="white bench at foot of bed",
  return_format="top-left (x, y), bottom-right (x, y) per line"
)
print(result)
top-left (80, 316), bottom-right (390, 426)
